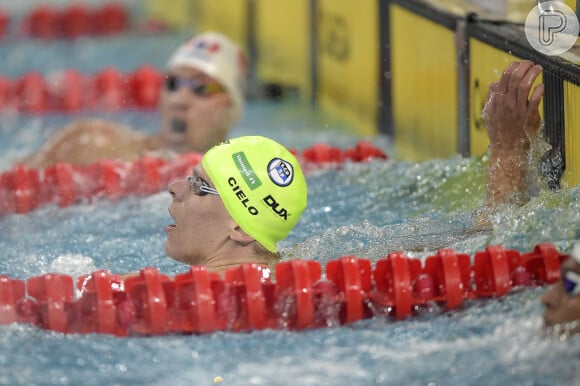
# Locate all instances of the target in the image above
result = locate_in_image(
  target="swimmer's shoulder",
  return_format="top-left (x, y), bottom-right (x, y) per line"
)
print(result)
top-left (143, 148), bottom-right (178, 160)
top-left (61, 119), bottom-right (144, 139)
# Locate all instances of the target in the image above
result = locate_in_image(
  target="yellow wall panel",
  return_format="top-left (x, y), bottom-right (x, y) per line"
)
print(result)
top-left (390, 4), bottom-right (457, 161)
top-left (562, 81), bottom-right (580, 187)
top-left (564, 0), bottom-right (577, 11)
top-left (255, 0), bottom-right (311, 97)
top-left (317, 0), bottom-right (379, 136)
top-left (145, 0), bottom-right (194, 29)
top-left (190, 0), bottom-right (248, 51)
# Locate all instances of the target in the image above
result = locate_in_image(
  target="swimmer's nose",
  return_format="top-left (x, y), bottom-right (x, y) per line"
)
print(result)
top-left (168, 87), bottom-right (192, 106)
top-left (166, 102), bottom-right (189, 119)
top-left (168, 178), bottom-right (187, 200)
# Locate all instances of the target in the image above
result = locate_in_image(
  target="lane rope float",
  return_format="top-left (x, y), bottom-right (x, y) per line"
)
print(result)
top-left (1, 65), bottom-right (164, 113)
top-left (0, 243), bottom-right (567, 336)
top-left (0, 142), bottom-right (388, 216)
top-left (0, 3), bottom-right (131, 41)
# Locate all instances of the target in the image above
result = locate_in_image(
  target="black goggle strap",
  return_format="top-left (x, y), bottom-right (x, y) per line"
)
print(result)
top-left (187, 175), bottom-right (219, 196)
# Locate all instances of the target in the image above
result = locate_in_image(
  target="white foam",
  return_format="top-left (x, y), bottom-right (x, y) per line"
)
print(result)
top-left (49, 253), bottom-right (96, 277)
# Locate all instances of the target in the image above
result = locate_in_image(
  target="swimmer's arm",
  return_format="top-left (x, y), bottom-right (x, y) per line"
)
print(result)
top-left (483, 60), bottom-right (544, 208)
top-left (486, 144), bottom-right (530, 206)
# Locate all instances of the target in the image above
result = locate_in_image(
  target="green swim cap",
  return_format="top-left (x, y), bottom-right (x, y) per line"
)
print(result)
top-left (201, 136), bottom-right (308, 252)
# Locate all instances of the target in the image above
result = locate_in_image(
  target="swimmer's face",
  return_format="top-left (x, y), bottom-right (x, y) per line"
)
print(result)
top-left (541, 257), bottom-right (580, 335)
top-left (165, 165), bottom-right (232, 265)
top-left (159, 66), bottom-right (234, 154)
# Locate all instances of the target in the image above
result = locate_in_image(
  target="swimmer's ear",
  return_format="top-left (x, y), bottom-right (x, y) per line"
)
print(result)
top-left (228, 223), bottom-right (255, 245)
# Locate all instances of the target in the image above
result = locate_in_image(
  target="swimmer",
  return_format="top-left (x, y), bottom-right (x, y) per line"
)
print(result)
top-left (541, 243), bottom-right (580, 336)
top-left (21, 31), bottom-right (247, 169)
top-left (164, 135), bottom-right (308, 277)
top-left (482, 60), bottom-right (544, 207)
top-left (482, 61), bottom-right (580, 336)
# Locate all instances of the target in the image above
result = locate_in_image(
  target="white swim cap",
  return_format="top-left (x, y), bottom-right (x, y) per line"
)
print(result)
top-left (166, 31), bottom-right (247, 121)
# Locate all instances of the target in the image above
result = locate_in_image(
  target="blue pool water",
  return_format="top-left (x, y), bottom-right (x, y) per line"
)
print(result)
top-left (1, 26), bottom-right (580, 386)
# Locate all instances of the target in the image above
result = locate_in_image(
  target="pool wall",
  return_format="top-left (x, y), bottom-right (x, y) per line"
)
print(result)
top-left (146, 0), bottom-right (580, 185)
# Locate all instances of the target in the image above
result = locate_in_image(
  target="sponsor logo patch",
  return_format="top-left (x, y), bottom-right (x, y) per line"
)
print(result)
top-left (233, 152), bottom-right (262, 190)
top-left (228, 177), bottom-right (258, 215)
top-left (267, 158), bottom-right (293, 187)
top-left (263, 194), bottom-right (289, 220)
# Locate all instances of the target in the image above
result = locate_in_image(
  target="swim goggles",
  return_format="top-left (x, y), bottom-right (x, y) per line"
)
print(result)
top-left (188, 176), bottom-right (219, 196)
top-left (165, 75), bottom-right (225, 96)
top-left (564, 269), bottom-right (580, 297)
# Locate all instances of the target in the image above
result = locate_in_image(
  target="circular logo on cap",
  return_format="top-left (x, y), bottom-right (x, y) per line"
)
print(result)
top-left (267, 158), bottom-right (294, 187)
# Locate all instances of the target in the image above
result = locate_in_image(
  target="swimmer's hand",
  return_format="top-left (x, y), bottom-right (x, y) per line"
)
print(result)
top-left (483, 60), bottom-right (544, 208)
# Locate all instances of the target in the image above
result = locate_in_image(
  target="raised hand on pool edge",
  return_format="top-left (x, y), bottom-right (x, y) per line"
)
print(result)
top-left (483, 60), bottom-right (544, 208)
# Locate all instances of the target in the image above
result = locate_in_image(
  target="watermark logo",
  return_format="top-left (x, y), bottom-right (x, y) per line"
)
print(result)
top-left (524, 1), bottom-right (579, 56)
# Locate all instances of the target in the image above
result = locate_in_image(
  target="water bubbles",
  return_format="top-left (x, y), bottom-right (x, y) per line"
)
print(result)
top-left (543, 320), bottom-right (580, 342)
top-left (50, 253), bottom-right (96, 277)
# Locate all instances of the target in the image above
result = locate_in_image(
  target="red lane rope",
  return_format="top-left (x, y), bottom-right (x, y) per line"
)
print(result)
top-left (0, 142), bottom-right (387, 216)
top-left (0, 9), bottom-right (8, 39)
top-left (0, 243), bottom-right (567, 336)
top-left (0, 65), bottom-right (164, 113)
top-left (0, 3), bottom-right (131, 41)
